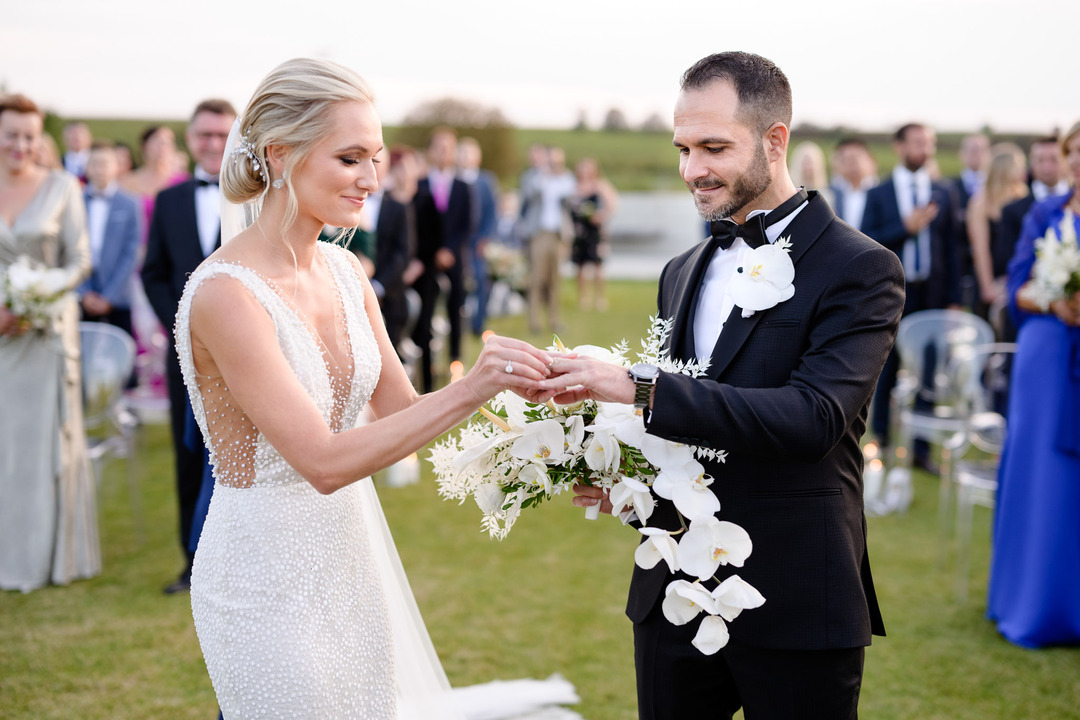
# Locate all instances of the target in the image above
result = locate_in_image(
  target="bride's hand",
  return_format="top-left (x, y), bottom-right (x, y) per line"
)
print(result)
top-left (531, 354), bottom-right (636, 406)
top-left (461, 335), bottom-right (553, 403)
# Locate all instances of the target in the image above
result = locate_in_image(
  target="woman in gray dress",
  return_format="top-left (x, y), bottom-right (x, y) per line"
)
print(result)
top-left (0, 94), bottom-right (99, 592)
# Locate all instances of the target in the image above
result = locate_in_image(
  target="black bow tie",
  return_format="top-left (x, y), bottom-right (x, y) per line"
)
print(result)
top-left (708, 188), bottom-right (809, 251)
top-left (196, 177), bottom-right (219, 187)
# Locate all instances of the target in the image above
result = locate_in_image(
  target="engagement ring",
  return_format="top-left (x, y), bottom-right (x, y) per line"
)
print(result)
top-left (505, 360), bottom-right (514, 374)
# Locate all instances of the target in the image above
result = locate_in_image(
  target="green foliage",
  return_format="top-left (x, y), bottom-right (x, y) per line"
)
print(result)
top-left (3, 280), bottom-right (1078, 719)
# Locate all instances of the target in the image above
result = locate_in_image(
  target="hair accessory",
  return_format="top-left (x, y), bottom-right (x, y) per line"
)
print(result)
top-left (230, 133), bottom-right (261, 173)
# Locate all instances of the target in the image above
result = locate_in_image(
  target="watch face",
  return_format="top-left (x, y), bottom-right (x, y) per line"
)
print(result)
top-left (632, 363), bottom-right (659, 381)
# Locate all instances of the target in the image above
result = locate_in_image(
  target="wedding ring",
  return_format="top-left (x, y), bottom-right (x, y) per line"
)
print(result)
top-left (505, 360), bottom-right (514, 374)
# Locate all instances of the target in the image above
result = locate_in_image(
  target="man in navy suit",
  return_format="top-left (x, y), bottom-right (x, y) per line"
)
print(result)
top-left (141, 98), bottom-right (236, 594)
top-left (457, 136), bottom-right (500, 336)
top-left (555, 52), bottom-right (901, 719)
top-left (79, 141), bottom-right (141, 336)
top-left (411, 127), bottom-right (471, 392)
top-left (861, 123), bottom-right (960, 469)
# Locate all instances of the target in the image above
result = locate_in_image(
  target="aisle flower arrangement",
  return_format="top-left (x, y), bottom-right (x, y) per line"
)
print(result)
top-left (431, 317), bottom-right (765, 653)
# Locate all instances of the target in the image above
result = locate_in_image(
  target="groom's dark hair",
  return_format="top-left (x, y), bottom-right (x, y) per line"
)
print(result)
top-left (680, 52), bottom-right (792, 137)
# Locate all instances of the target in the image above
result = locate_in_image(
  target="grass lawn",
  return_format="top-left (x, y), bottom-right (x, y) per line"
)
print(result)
top-left (2, 279), bottom-right (1079, 719)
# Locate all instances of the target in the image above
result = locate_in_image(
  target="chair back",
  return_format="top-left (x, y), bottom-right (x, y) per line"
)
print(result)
top-left (79, 322), bottom-right (136, 430)
top-left (948, 342), bottom-right (1017, 454)
top-left (893, 309), bottom-right (995, 411)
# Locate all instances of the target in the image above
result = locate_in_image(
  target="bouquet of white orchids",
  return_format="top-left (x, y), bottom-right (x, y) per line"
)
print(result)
top-left (1021, 209), bottom-right (1080, 311)
top-left (1, 255), bottom-right (71, 332)
top-left (431, 317), bottom-right (765, 654)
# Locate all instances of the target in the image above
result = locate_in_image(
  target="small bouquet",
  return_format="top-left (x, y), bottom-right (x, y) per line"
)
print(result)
top-left (431, 317), bottom-right (765, 654)
top-left (1, 256), bottom-right (70, 332)
top-left (482, 241), bottom-right (528, 291)
top-left (1020, 210), bottom-right (1080, 310)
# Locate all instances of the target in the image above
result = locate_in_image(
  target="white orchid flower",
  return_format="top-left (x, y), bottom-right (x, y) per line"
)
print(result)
top-left (661, 579), bottom-right (716, 625)
top-left (652, 459), bottom-right (721, 522)
top-left (729, 237), bottom-right (795, 318)
top-left (510, 418), bottom-right (571, 465)
top-left (635, 527), bottom-right (680, 572)
top-left (692, 615), bottom-right (731, 655)
top-left (590, 401), bottom-right (646, 448)
top-left (474, 482), bottom-right (507, 514)
top-left (517, 462), bottom-right (552, 494)
top-left (584, 430), bottom-right (621, 474)
top-left (496, 391), bottom-right (532, 430)
top-left (563, 414), bottom-right (585, 454)
top-left (711, 574), bottom-right (766, 622)
top-left (567, 343), bottom-right (628, 367)
top-left (678, 517), bottom-right (754, 581)
top-left (611, 476), bottom-right (655, 523)
top-left (639, 434), bottom-right (695, 470)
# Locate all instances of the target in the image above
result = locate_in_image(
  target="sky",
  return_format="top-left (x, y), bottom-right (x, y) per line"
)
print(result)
top-left (3, 0), bottom-right (1076, 135)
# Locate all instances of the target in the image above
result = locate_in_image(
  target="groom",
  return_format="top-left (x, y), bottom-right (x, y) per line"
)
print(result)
top-left (543, 52), bottom-right (903, 719)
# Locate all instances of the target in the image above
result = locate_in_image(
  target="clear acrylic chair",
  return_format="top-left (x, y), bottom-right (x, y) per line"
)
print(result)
top-left (80, 321), bottom-right (144, 543)
top-left (877, 309), bottom-right (994, 516)
top-left (947, 342), bottom-right (1015, 602)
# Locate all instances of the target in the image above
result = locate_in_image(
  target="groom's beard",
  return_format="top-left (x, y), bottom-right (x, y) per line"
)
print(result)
top-left (690, 142), bottom-right (772, 221)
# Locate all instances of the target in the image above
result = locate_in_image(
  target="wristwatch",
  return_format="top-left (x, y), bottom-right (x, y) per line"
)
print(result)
top-left (628, 363), bottom-right (659, 410)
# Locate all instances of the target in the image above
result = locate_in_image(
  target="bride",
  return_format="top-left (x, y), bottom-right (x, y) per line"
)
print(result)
top-left (176, 58), bottom-right (562, 718)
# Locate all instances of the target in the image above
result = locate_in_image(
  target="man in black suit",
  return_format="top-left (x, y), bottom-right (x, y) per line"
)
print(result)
top-left (411, 127), bottom-right (471, 392)
top-left (861, 122), bottom-right (960, 468)
top-left (141, 98), bottom-right (236, 594)
top-left (371, 147), bottom-right (421, 353)
top-left (948, 133), bottom-right (989, 310)
top-left (553, 52), bottom-right (901, 719)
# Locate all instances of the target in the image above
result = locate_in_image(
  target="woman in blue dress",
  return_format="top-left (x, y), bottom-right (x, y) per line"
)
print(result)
top-left (987, 121), bottom-right (1080, 648)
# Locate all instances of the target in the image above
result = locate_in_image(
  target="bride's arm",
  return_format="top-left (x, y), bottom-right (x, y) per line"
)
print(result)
top-left (190, 275), bottom-right (551, 494)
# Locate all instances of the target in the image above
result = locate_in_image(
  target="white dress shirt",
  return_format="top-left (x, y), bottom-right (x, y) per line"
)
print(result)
top-left (85, 183), bottom-right (117, 267)
top-left (193, 167), bottom-right (221, 258)
top-left (893, 165), bottom-right (933, 282)
top-left (1032, 179), bottom-right (1070, 202)
top-left (693, 200), bottom-right (808, 362)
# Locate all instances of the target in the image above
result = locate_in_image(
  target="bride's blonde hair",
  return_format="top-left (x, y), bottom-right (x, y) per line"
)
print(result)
top-left (220, 58), bottom-right (375, 233)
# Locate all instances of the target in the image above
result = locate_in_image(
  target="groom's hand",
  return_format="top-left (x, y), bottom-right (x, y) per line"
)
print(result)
top-left (532, 355), bottom-right (637, 405)
top-left (572, 483), bottom-right (616, 515)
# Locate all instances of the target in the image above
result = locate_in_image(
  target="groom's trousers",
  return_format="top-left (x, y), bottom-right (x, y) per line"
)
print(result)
top-left (634, 601), bottom-right (865, 720)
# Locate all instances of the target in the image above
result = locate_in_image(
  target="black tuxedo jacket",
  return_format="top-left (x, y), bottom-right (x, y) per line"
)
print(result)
top-left (632, 192), bottom-right (901, 651)
top-left (861, 176), bottom-right (960, 309)
top-left (999, 194), bottom-right (1035, 274)
top-left (414, 177), bottom-right (472, 266)
top-left (141, 179), bottom-right (217, 334)
top-left (372, 195), bottom-right (414, 328)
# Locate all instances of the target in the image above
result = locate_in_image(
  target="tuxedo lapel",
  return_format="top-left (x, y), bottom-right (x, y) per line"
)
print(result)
top-left (669, 236), bottom-right (715, 361)
top-left (704, 192), bottom-right (834, 380)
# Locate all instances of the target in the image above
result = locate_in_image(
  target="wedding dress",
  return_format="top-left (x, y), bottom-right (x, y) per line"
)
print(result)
top-left (176, 243), bottom-right (580, 719)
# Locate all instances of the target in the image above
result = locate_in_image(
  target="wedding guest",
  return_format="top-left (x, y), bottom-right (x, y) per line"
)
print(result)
top-left (79, 141), bottom-right (142, 336)
top-left (121, 125), bottom-right (190, 398)
top-left (372, 146), bottom-right (423, 354)
top-left (987, 121), bottom-right (1080, 648)
top-left (862, 122), bottom-right (960, 471)
top-left (789, 140), bottom-right (833, 205)
top-left (412, 126), bottom-right (471, 392)
top-left (113, 141), bottom-right (134, 177)
top-left (141, 98), bottom-right (236, 594)
top-left (949, 133), bottom-right (991, 309)
top-left (0, 94), bottom-right (99, 592)
top-left (36, 133), bottom-right (63, 170)
top-left (519, 145), bottom-right (575, 334)
top-left (555, 52), bottom-right (900, 718)
top-left (999, 136), bottom-right (1069, 265)
top-left (61, 121), bottom-right (91, 179)
top-left (457, 136), bottom-right (499, 335)
top-left (967, 143), bottom-right (1027, 314)
top-left (568, 157), bottom-right (618, 312)
top-left (829, 137), bottom-right (877, 230)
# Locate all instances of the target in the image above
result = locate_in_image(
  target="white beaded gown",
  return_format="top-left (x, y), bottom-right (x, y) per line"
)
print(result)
top-left (177, 244), bottom-right (460, 719)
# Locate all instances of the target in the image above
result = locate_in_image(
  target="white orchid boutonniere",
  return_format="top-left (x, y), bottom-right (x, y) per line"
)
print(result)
top-left (729, 236), bottom-right (795, 318)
